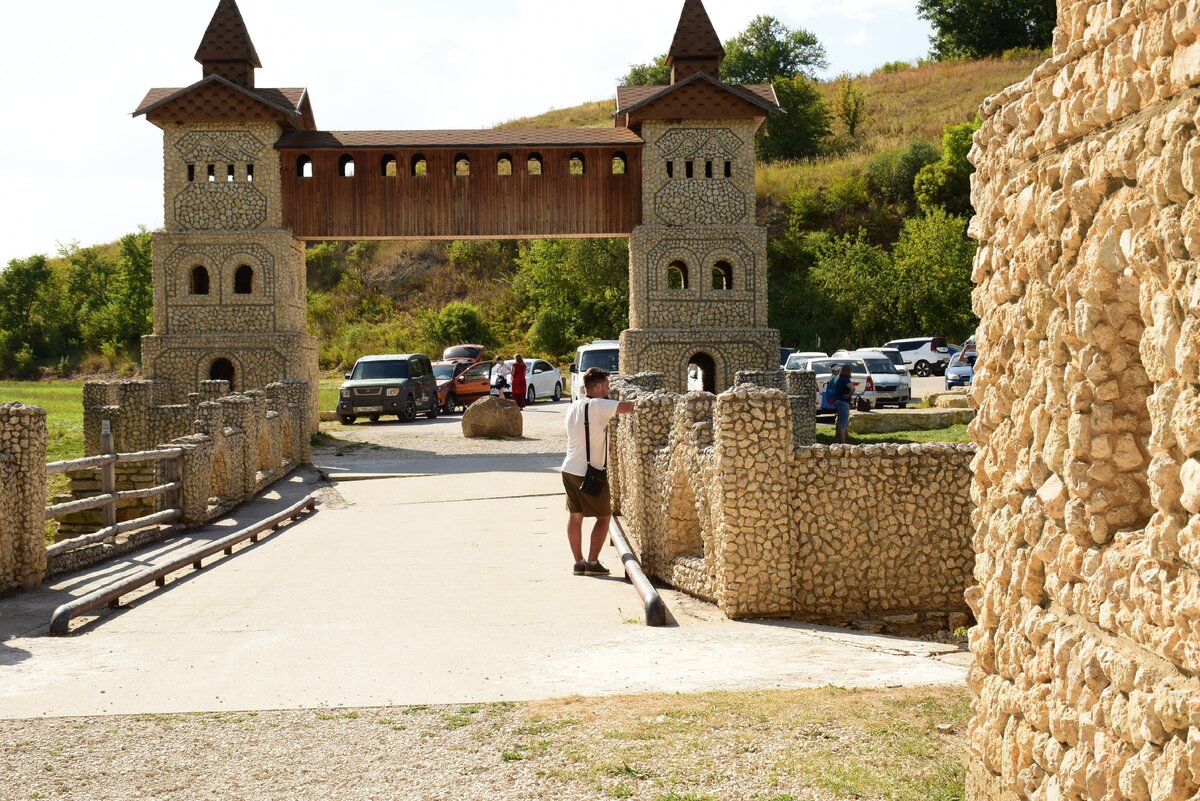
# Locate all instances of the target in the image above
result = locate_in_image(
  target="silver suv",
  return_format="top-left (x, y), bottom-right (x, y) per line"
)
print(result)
top-left (882, 337), bottom-right (951, 377)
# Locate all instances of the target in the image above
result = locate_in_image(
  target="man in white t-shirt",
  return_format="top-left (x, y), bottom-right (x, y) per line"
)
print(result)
top-left (561, 367), bottom-right (635, 576)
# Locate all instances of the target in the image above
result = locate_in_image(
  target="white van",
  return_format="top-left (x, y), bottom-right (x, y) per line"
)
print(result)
top-left (570, 340), bottom-right (620, 400)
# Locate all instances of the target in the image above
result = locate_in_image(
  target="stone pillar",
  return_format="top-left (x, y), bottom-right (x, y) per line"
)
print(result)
top-left (174, 434), bottom-right (215, 525)
top-left (711, 385), bottom-right (793, 617)
top-left (611, 390), bottom-right (675, 574)
top-left (281, 378), bottom-right (312, 465)
top-left (0, 403), bottom-right (48, 591)
top-left (784, 371), bottom-right (816, 447)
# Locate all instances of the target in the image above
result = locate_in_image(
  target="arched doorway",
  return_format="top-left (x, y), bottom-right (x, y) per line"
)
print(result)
top-left (210, 357), bottom-right (236, 390)
top-left (687, 352), bottom-right (716, 393)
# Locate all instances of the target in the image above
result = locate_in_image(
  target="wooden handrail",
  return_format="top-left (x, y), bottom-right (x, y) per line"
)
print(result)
top-left (49, 494), bottom-right (318, 635)
top-left (46, 509), bottom-right (183, 557)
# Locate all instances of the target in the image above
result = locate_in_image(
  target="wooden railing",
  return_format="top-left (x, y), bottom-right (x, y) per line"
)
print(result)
top-left (45, 421), bottom-right (184, 558)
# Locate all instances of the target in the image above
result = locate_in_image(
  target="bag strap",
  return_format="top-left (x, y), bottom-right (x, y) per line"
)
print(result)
top-left (583, 400), bottom-right (609, 470)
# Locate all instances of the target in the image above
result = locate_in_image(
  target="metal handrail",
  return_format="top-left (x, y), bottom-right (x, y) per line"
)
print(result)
top-left (49, 494), bottom-right (318, 635)
top-left (610, 515), bottom-right (667, 627)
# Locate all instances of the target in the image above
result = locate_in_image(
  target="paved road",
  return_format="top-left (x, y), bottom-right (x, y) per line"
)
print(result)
top-left (0, 386), bottom-right (967, 720)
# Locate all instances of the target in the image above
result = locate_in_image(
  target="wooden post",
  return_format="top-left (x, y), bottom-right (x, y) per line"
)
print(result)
top-left (100, 420), bottom-right (117, 529)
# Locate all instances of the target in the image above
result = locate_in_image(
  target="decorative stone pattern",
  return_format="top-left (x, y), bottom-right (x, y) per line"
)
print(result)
top-left (608, 377), bottom-right (975, 628)
top-left (0, 404), bottom-right (48, 593)
top-left (642, 121), bottom-right (757, 228)
top-left (967, 3), bottom-right (1200, 799)
top-left (174, 183), bottom-right (268, 231)
top-left (619, 328), bottom-right (778, 394)
top-left (163, 124), bottom-right (281, 231)
top-left (654, 181), bottom-right (746, 227)
top-left (736, 369), bottom-right (817, 448)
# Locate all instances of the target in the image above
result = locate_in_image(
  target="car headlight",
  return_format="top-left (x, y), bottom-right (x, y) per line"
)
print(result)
top-left (386, 387), bottom-right (400, 397)
top-left (340, 389), bottom-right (350, 398)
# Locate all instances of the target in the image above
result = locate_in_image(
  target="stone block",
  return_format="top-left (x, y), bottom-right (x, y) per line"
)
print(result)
top-left (461, 396), bottom-right (523, 439)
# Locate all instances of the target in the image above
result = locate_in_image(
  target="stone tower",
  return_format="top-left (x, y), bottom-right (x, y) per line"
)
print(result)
top-left (135, 0), bottom-right (318, 416)
top-left (616, 0), bottom-right (780, 392)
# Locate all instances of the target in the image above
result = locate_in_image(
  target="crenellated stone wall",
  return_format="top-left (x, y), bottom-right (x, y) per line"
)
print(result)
top-left (609, 376), bottom-right (975, 629)
top-left (967, 1), bottom-right (1200, 799)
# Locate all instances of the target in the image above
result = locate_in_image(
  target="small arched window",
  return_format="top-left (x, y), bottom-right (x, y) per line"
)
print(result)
top-left (190, 266), bottom-right (210, 296)
top-left (296, 155), bottom-right (313, 178)
top-left (611, 152), bottom-right (627, 175)
top-left (246, 164), bottom-right (254, 182)
top-left (667, 260), bottom-right (689, 290)
top-left (411, 154), bottom-right (428, 177)
top-left (338, 154), bottom-right (356, 178)
top-left (381, 154), bottom-right (398, 177)
top-left (234, 265), bottom-right (254, 295)
top-left (569, 152), bottom-right (585, 175)
top-left (705, 161), bottom-right (713, 179)
top-left (226, 164), bottom-right (235, 182)
top-left (527, 153), bottom-right (543, 176)
top-left (454, 154), bottom-right (471, 177)
top-left (497, 153), bottom-right (513, 176)
top-left (712, 261), bottom-right (733, 291)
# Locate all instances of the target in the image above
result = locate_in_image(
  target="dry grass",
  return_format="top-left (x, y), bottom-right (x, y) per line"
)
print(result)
top-left (496, 100), bottom-right (617, 129)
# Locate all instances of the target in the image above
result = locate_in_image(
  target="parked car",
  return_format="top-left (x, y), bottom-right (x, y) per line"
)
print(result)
top-left (570, 340), bottom-right (620, 400)
top-left (337, 354), bottom-right (439, 424)
top-left (794, 357), bottom-right (875, 413)
top-left (493, 358), bottom-right (564, 404)
top-left (882, 336), bottom-right (952, 377)
top-left (442, 344), bottom-right (487, 364)
top-left (945, 349), bottom-right (975, 389)
top-left (783, 351), bottom-right (829, 370)
top-left (433, 358), bottom-right (492, 413)
top-left (855, 347), bottom-right (912, 407)
top-left (779, 347), bottom-right (797, 368)
top-left (834, 350), bottom-right (910, 407)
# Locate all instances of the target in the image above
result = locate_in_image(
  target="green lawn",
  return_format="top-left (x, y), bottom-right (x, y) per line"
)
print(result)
top-left (815, 423), bottom-right (971, 445)
top-left (0, 381), bottom-right (86, 463)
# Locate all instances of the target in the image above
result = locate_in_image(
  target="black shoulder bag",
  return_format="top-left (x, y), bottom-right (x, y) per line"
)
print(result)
top-left (578, 400), bottom-right (609, 497)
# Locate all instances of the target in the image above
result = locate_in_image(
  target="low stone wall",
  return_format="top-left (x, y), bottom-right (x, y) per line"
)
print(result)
top-left (610, 377), bottom-right (976, 629)
top-left (0, 404), bottom-right (48, 593)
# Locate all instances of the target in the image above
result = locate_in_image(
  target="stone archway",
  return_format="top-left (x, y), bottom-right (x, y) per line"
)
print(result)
top-left (209, 358), bottom-right (236, 390)
top-left (687, 352), bottom-right (717, 393)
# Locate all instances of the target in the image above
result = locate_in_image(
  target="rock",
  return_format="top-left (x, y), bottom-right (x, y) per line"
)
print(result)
top-left (849, 407), bottom-right (975, 434)
top-left (461, 396), bottom-right (523, 439)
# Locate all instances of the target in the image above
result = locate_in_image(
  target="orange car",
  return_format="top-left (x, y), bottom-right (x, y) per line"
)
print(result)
top-left (442, 344), bottom-right (487, 364)
top-left (433, 359), bottom-right (494, 413)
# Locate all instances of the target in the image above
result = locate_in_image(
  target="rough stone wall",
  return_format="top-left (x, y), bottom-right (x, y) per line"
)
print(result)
top-left (0, 404), bottom-right (48, 593)
top-left (967, 2), bottom-right (1200, 799)
top-left (162, 124), bottom-right (284, 232)
top-left (620, 118), bottom-right (779, 393)
top-left (610, 378), bottom-right (975, 625)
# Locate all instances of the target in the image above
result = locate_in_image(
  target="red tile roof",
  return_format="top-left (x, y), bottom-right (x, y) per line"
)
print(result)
top-left (275, 128), bottom-right (644, 150)
top-left (195, 0), bottom-right (262, 67)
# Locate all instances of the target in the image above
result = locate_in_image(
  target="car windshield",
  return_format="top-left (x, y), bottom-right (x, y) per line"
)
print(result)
top-left (875, 350), bottom-right (904, 366)
top-left (785, 355), bottom-right (806, 370)
top-left (432, 363), bottom-right (458, 380)
top-left (443, 346), bottom-right (482, 360)
top-left (580, 349), bottom-right (619, 372)
top-left (860, 357), bottom-right (897, 374)
top-left (950, 351), bottom-right (974, 368)
top-left (352, 360), bottom-right (409, 380)
top-left (810, 359), bottom-right (866, 375)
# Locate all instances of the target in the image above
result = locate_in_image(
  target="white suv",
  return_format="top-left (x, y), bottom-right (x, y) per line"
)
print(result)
top-left (569, 340), bottom-right (620, 400)
top-left (882, 337), bottom-right (952, 377)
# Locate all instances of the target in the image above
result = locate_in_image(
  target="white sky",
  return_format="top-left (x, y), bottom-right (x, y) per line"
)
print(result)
top-left (0, 0), bottom-right (933, 267)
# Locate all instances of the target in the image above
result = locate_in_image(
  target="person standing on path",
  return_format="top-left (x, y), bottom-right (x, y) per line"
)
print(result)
top-left (511, 354), bottom-right (528, 409)
top-left (491, 357), bottom-right (511, 396)
top-left (561, 367), bottom-right (635, 576)
top-left (834, 363), bottom-right (854, 444)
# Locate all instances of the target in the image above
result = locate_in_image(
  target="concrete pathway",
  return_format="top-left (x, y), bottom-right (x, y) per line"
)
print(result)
top-left (0, 414), bottom-right (968, 720)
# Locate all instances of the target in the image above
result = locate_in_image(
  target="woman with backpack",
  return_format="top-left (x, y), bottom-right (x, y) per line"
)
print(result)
top-left (833, 364), bottom-right (854, 444)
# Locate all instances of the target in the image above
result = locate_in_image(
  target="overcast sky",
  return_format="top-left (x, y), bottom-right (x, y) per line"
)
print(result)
top-left (0, 0), bottom-right (933, 268)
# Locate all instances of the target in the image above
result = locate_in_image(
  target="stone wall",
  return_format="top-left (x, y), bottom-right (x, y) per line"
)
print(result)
top-left (0, 404), bottom-right (48, 593)
top-left (609, 378), bottom-right (975, 629)
top-left (967, 1), bottom-right (1200, 799)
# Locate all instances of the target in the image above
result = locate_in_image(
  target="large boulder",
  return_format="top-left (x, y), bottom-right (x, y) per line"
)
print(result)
top-left (461, 396), bottom-right (523, 438)
top-left (849, 407), bottom-right (974, 434)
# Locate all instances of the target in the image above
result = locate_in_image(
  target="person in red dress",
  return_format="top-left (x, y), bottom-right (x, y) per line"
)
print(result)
top-left (510, 354), bottom-right (528, 409)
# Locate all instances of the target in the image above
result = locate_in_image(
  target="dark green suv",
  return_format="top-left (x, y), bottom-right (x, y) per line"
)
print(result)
top-left (337, 354), bottom-right (439, 424)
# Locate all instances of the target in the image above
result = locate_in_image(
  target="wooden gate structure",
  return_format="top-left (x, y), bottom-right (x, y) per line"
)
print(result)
top-left (134, 0), bottom-right (782, 402)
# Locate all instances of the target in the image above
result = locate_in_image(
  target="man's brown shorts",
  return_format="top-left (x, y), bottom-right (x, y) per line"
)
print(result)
top-left (562, 471), bottom-right (611, 517)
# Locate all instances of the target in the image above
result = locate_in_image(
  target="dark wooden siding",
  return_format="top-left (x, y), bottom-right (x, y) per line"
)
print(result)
top-left (278, 146), bottom-right (642, 239)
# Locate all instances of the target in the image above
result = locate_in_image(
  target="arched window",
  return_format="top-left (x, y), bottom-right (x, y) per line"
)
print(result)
top-left (497, 153), bottom-right (513, 176)
top-left (411, 154), bottom-right (428, 177)
top-left (210, 358), bottom-right (236, 391)
top-left (724, 161), bottom-right (732, 178)
top-left (454, 154), bottom-right (471, 177)
top-left (207, 164), bottom-right (216, 183)
top-left (569, 152), bottom-right (585, 175)
top-left (712, 261), bottom-right (733, 291)
top-left (187, 164), bottom-right (196, 182)
top-left (611, 152), bottom-right (627, 175)
top-left (234, 265), bottom-right (254, 295)
top-left (338, 154), bottom-right (355, 178)
top-left (381, 154), bottom-right (398, 177)
top-left (667, 260), bottom-right (689, 290)
top-left (190, 266), bottom-right (210, 296)
top-left (688, 353), bottom-right (717, 394)
top-left (527, 153), bottom-right (543, 176)
top-left (296, 155), bottom-right (312, 178)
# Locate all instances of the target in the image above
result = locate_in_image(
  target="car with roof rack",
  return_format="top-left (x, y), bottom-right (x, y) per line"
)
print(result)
top-left (337, 353), bottom-right (439, 424)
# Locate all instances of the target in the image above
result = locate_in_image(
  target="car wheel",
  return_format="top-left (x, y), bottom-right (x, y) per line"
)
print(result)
top-left (368, 414), bottom-right (381, 423)
top-left (427, 392), bottom-right (439, 419)
top-left (339, 415), bottom-right (356, 425)
top-left (897, 401), bottom-right (908, 409)
top-left (933, 362), bottom-right (947, 377)
top-left (399, 394), bottom-right (417, 422)
top-left (913, 360), bottom-right (931, 377)
top-left (442, 392), bottom-right (457, 415)
top-left (527, 386), bottom-right (536, 405)
top-left (553, 382), bottom-right (562, 401)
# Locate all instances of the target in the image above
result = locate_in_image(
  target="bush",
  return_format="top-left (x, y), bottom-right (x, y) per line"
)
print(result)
top-left (416, 302), bottom-right (493, 352)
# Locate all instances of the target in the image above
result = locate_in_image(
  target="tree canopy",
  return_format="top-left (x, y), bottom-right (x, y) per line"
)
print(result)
top-left (916, 0), bottom-right (1056, 59)
top-left (719, 15), bottom-right (827, 84)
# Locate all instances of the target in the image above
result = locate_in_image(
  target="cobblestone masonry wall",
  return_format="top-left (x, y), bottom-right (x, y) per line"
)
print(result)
top-left (967, 2), bottom-right (1200, 799)
top-left (0, 404), bottom-right (48, 593)
top-left (609, 377), bottom-right (974, 626)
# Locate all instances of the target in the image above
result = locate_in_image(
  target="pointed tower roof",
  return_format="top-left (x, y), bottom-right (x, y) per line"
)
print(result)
top-left (195, 0), bottom-right (262, 68)
top-left (667, 0), bottom-right (724, 64)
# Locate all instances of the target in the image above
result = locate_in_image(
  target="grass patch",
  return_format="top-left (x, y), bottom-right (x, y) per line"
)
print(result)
top-left (0, 381), bottom-right (86, 463)
top-left (815, 423), bottom-right (970, 444)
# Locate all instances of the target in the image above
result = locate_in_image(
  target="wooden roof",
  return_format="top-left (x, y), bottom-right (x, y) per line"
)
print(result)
top-left (276, 128), bottom-right (642, 150)
top-left (668, 0), bottom-right (724, 64)
top-left (195, 0), bottom-right (261, 67)
top-left (134, 77), bottom-right (315, 130)
top-left (615, 72), bottom-right (779, 129)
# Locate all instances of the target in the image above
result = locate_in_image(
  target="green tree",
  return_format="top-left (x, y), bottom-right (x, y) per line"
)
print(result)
top-left (891, 208), bottom-right (978, 341)
top-left (0, 255), bottom-right (54, 357)
top-left (720, 15), bottom-right (827, 84)
top-left (757, 77), bottom-right (831, 162)
top-left (917, 0), bottom-right (1056, 59)
top-left (416, 301), bottom-right (494, 351)
top-left (866, 141), bottom-right (940, 208)
top-left (621, 54), bottom-right (670, 86)
top-left (834, 77), bottom-right (866, 137)
top-left (808, 230), bottom-right (899, 347)
top-left (914, 119), bottom-right (980, 217)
